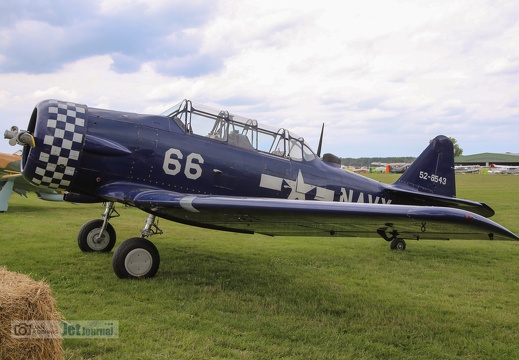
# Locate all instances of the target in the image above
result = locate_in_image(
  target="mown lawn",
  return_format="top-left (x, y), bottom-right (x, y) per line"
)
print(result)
top-left (1, 173), bottom-right (518, 359)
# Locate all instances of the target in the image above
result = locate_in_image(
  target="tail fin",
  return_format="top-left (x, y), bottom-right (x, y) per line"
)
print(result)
top-left (389, 135), bottom-right (494, 217)
top-left (395, 135), bottom-right (456, 197)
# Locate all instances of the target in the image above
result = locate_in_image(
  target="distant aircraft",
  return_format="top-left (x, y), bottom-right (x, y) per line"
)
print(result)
top-left (352, 167), bottom-right (370, 173)
top-left (489, 164), bottom-right (519, 175)
top-left (370, 162), bottom-right (412, 173)
top-left (0, 151), bottom-right (63, 212)
top-left (389, 163), bottom-right (411, 174)
top-left (371, 165), bottom-right (388, 173)
top-left (454, 165), bottom-right (481, 174)
top-left (4, 99), bottom-right (518, 279)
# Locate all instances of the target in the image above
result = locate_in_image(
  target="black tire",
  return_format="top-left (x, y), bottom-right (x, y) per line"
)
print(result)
top-left (77, 219), bottom-right (116, 252)
top-left (112, 237), bottom-right (160, 279)
top-left (390, 238), bottom-right (406, 251)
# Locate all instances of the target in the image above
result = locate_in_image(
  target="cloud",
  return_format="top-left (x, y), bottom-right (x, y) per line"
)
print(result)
top-left (485, 57), bottom-right (519, 75)
top-left (0, 0), bottom-right (218, 76)
top-left (1, 0), bottom-right (519, 157)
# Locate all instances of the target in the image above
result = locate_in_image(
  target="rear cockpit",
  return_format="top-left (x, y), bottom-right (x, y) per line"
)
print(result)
top-left (161, 100), bottom-right (316, 162)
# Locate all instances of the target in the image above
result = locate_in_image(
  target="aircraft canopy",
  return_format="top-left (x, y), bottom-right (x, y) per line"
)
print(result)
top-left (161, 100), bottom-right (316, 162)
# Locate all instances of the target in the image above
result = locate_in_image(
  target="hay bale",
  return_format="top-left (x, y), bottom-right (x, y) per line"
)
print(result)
top-left (0, 267), bottom-right (63, 360)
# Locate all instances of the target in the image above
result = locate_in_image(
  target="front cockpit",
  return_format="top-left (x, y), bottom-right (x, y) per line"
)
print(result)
top-left (161, 100), bottom-right (316, 162)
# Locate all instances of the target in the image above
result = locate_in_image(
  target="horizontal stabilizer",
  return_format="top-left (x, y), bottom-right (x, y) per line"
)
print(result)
top-left (385, 186), bottom-right (495, 217)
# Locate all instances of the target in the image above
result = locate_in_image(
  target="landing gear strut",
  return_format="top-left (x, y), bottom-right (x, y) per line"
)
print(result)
top-left (112, 214), bottom-right (163, 279)
top-left (77, 202), bottom-right (118, 252)
top-left (78, 204), bottom-right (163, 279)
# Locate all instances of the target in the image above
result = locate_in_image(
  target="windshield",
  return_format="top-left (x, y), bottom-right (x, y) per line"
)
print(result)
top-left (162, 100), bottom-right (315, 161)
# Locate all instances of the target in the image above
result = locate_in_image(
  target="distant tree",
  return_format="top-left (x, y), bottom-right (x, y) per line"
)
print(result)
top-left (449, 137), bottom-right (463, 157)
top-left (341, 138), bottom-right (463, 165)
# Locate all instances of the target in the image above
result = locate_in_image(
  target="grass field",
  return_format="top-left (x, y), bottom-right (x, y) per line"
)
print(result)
top-left (1, 173), bottom-right (519, 359)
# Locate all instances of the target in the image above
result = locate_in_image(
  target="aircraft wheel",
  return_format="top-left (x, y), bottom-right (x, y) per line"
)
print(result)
top-left (390, 238), bottom-right (406, 251)
top-left (78, 219), bottom-right (116, 252)
top-left (112, 237), bottom-right (160, 279)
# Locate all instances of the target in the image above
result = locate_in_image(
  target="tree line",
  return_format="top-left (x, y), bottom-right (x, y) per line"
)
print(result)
top-left (340, 138), bottom-right (462, 167)
top-left (340, 157), bottom-right (416, 167)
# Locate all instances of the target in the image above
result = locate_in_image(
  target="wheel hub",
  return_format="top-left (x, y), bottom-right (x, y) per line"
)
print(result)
top-left (87, 230), bottom-right (109, 250)
top-left (124, 249), bottom-right (153, 277)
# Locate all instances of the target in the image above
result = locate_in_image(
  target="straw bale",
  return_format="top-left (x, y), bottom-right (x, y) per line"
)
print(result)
top-left (0, 267), bottom-right (63, 360)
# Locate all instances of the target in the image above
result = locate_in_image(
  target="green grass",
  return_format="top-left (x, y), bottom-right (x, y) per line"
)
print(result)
top-left (1, 174), bottom-right (519, 359)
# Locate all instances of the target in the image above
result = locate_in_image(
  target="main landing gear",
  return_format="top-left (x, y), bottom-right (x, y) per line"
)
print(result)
top-left (77, 202), bottom-right (163, 279)
top-left (377, 229), bottom-right (407, 251)
top-left (389, 237), bottom-right (406, 251)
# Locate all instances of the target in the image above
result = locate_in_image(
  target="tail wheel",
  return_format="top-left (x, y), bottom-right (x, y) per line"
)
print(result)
top-left (390, 238), bottom-right (406, 251)
top-left (112, 237), bottom-right (160, 279)
top-left (78, 219), bottom-right (116, 252)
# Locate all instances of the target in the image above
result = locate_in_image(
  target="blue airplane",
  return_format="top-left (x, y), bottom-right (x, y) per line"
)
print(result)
top-left (4, 99), bottom-right (518, 279)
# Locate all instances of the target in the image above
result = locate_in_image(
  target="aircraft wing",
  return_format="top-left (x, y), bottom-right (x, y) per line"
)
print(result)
top-left (1, 172), bottom-right (34, 196)
top-left (1, 172), bottom-right (21, 180)
top-left (97, 183), bottom-right (519, 241)
top-left (1, 172), bottom-right (63, 200)
top-left (1, 173), bottom-right (25, 194)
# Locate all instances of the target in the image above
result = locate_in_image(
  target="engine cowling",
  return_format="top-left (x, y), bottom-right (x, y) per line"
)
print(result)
top-left (22, 99), bottom-right (88, 190)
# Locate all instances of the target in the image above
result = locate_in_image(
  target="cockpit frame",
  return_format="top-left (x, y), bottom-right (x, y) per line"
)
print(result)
top-left (161, 100), bottom-right (315, 162)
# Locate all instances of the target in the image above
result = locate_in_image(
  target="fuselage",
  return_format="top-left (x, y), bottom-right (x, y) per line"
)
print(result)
top-left (22, 99), bottom-right (496, 217)
top-left (71, 106), bottom-right (391, 205)
top-left (20, 100), bottom-right (394, 207)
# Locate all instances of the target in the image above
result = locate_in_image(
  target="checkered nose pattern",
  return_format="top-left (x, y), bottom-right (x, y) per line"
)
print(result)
top-left (30, 100), bottom-right (87, 189)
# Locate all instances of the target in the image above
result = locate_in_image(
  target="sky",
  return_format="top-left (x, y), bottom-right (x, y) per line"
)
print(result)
top-left (1, 0), bottom-right (518, 158)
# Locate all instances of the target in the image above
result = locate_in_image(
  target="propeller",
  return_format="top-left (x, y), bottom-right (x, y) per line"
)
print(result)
top-left (4, 126), bottom-right (35, 148)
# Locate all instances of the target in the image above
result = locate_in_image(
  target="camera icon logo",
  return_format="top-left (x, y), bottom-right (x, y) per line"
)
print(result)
top-left (13, 322), bottom-right (33, 337)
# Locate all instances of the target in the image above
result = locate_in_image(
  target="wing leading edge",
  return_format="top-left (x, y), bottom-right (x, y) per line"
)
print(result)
top-left (96, 183), bottom-right (519, 241)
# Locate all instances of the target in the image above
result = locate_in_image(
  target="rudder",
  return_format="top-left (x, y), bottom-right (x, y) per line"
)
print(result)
top-left (395, 135), bottom-right (456, 197)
